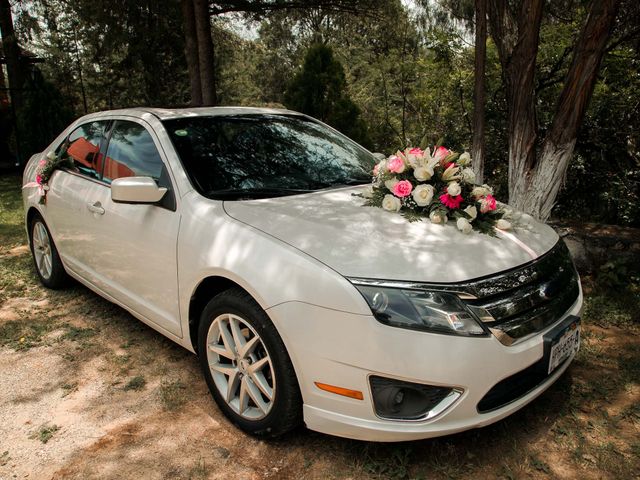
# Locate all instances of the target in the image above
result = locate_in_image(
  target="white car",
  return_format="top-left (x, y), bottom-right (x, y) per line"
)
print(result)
top-left (22, 107), bottom-right (582, 441)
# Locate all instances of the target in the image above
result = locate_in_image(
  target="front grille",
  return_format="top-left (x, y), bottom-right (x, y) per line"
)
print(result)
top-left (477, 356), bottom-right (569, 412)
top-left (349, 240), bottom-right (580, 345)
top-left (461, 240), bottom-right (580, 344)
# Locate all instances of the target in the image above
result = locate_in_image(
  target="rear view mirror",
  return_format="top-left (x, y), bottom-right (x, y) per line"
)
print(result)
top-left (111, 176), bottom-right (167, 204)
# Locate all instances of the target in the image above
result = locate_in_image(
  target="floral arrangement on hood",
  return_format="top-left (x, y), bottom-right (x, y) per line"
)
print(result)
top-left (362, 146), bottom-right (511, 235)
top-left (23, 150), bottom-right (72, 204)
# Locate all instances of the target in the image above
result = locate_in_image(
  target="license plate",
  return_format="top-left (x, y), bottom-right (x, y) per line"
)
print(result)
top-left (548, 320), bottom-right (580, 374)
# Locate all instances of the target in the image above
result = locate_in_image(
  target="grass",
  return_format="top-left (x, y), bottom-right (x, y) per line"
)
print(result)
top-left (60, 382), bottom-right (78, 397)
top-left (188, 457), bottom-right (208, 480)
top-left (0, 175), bottom-right (26, 248)
top-left (159, 379), bottom-right (188, 411)
top-left (123, 375), bottom-right (146, 392)
top-left (61, 325), bottom-right (98, 341)
top-left (0, 318), bottom-right (56, 350)
top-left (29, 424), bottom-right (60, 444)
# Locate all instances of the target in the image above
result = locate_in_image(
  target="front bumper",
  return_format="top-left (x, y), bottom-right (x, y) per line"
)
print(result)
top-left (266, 290), bottom-right (583, 442)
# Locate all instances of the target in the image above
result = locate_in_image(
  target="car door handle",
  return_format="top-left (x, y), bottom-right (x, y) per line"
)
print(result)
top-left (87, 201), bottom-right (105, 215)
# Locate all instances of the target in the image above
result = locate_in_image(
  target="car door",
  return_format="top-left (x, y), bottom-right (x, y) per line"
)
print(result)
top-left (45, 120), bottom-right (112, 282)
top-left (83, 118), bottom-right (182, 337)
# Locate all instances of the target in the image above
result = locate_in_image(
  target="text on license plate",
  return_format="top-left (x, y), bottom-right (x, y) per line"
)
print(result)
top-left (548, 322), bottom-right (580, 374)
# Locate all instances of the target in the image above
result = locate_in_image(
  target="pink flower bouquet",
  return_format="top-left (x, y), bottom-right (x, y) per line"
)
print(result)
top-left (363, 146), bottom-right (508, 235)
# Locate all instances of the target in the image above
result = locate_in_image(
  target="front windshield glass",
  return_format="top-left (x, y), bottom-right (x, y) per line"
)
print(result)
top-left (162, 114), bottom-right (375, 199)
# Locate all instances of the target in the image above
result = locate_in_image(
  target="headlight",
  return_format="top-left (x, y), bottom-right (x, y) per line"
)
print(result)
top-left (353, 284), bottom-right (486, 336)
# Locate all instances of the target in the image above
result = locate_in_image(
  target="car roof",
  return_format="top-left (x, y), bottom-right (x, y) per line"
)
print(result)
top-left (81, 106), bottom-right (303, 121)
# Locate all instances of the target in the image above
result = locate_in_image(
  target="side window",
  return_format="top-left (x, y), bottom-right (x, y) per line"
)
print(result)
top-left (62, 121), bottom-right (108, 180)
top-left (103, 120), bottom-right (165, 183)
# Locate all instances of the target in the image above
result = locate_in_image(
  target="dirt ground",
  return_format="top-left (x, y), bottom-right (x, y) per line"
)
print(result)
top-left (1, 175), bottom-right (639, 480)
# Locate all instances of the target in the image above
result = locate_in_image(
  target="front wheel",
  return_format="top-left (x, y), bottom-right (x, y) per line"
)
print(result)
top-left (29, 213), bottom-right (69, 289)
top-left (198, 288), bottom-right (302, 437)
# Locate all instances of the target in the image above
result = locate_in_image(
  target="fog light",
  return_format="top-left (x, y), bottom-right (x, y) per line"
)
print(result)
top-left (370, 376), bottom-right (461, 421)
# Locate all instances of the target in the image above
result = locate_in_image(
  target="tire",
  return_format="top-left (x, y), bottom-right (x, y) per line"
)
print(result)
top-left (198, 288), bottom-right (303, 438)
top-left (28, 213), bottom-right (69, 289)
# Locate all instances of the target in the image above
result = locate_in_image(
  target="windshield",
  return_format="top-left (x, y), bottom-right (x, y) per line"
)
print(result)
top-left (162, 114), bottom-right (375, 199)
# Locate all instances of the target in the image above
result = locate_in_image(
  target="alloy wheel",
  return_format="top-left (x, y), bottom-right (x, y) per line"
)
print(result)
top-left (205, 313), bottom-right (276, 420)
top-left (32, 221), bottom-right (53, 280)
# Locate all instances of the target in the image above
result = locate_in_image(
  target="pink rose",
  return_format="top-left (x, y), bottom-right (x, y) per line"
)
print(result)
top-left (387, 155), bottom-right (405, 173)
top-left (480, 194), bottom-right (497, 213)
top-left (434, 146), bottom-right (450, 161)
top-left (35, 174), bottom-right (43, 185)
top-left (439, 193), bottom-right (463, 209)
top-left (408, 147), bottom-right (423, 156)
top-left (373, 164), bottom-right (380, 176)
top-left (392, 180), bottom-right (413, 198)
top-left (38, 159), bottom-right (47, 167)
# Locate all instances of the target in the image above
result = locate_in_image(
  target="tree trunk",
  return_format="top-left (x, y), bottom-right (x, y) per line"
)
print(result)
top-left (488, 0), bottom-right (544, 211)
top-left (72, 24), bottom-right (88, 114)
top-left (0, 62), bottom-right (7, 103)
top-left (181, 0), bottom-right (202, 106)
top-left (472, 0), bottom-right (487, 183)
top-left (0, 0), bottom-right (24, 111)
top-left (193, 0), bottom-right (217, 106)
top-left (522, 0), bottom-right (621, 220)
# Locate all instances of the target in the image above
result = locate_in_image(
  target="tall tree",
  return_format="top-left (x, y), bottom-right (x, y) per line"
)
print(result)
top-left (522, 0), bottom-right (622, 219)
top-left (488, 0), bottom-right (621, 219)
top-left (182, 0), bottom-right (203, 106)
top-left (180, 0), bottom-right (384, 106)
top-left (0, 0), bottom-right (25, 110)
top-left (471, 0), bottom-right (486, 182)
top-left (284, 43), bottom-right (370, 146)
top-left (194, 0), bottom-right (217, 105)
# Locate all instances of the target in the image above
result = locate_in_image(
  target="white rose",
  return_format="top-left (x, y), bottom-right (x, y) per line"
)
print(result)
top-left (457, 152), bottom-right (471, 166)
top-left (463, 205), bottom-right (477, 220)
top-left (384, 177), bottom-right (399, 191)
top-left (496, 219), bottom-right (512, 230)
top-left (457, 217), bottom-right (473, 234)
top-left (382, 194), bottom-right (402, 212)
top-left (374, 160), bottom-right (387, 175)
top-left (461, 168), bottom-right (475, 183)
top-left (441, 165), bottom-right (461, 181)
top-left (412, 184), bottom-right (434, 207)
top-left (429, 210), bottom-right (446, 224)
top-left (362, 185), bottom-right (374, 198)
top-left (414, 166), bottom-right (433, 182)
top-left (471, 186), bottom-right (490, 199)
top-left (447, 181), bottom-right (461, 197)
top-left (46, 150), bottom-right (57, 160)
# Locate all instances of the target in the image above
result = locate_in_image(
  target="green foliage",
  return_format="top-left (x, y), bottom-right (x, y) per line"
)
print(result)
top-left (29, 424), bottom-right (60, 444)
top-left (284, 44), bottom-right (370, 147)
top-left (13, 69), bottom-right (74, 161)
top-left (5, 0), bottom-right (639, 227)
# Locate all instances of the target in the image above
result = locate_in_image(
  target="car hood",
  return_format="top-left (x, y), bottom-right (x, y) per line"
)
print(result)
top-left (223, 186), bottom-right (559, 283)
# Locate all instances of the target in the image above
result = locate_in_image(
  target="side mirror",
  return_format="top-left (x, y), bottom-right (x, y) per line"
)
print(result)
top-left (111, 176), bottom-right (167, 204)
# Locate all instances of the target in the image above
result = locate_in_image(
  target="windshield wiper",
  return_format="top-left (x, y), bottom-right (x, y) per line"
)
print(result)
top-left (206, 187), bottom-right (314, 199)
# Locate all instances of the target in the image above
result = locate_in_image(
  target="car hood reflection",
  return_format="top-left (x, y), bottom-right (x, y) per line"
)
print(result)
top-left (223, 186), bottom-right (559, 283)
